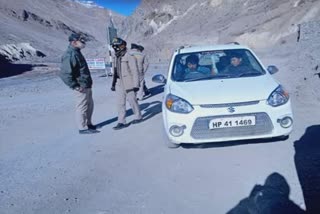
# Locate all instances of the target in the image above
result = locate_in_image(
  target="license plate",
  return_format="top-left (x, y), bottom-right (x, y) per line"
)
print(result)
top-left (208, 116), bottom-right (256, 129)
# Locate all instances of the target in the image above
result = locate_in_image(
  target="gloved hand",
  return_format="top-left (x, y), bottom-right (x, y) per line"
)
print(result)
top-left (111, 86), bottom-right (115, 91)
top-left (133, 87), bottom-right (139, 92)
top-left (75, 86), bottom-right (85, 93)
top-left (126, 87), bottom-right (139, 93)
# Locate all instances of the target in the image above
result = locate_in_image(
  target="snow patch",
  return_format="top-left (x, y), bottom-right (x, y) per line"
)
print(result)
top-left (293, 0), bottom-right (303, 7)
top-left (299, 7), bottom-right (320, 23)
top-left (73, 0), bottom-right (103, 9)
top-left (161, 4), bottom-right (175, 14)
top-left (210, 0), bottom-right (223, 8)
top-left (152, 3), bottom-right (198, 35)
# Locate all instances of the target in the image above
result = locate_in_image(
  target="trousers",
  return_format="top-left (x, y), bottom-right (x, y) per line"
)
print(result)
top-left (74, 88), bottom-right (94, 130)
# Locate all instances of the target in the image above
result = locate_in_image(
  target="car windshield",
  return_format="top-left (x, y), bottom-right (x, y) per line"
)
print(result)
top-left (171, 49), bottom-right (266, 82)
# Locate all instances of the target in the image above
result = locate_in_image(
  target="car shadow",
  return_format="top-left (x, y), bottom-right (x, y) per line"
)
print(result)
top-left (294, 125), bottom-right (320, 214)
top-left (0, 63), bottom-right (48, 78)
top-left (227, 172), bottom-right (305, 213)
top-left (181, 137), bottom-right (286, 149)
top-left (96, 101), bottom-right (162, 128)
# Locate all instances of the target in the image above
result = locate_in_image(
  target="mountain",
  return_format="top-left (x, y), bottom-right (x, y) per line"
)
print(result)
top-left (120, 0), bottom-right (320, 61)
top-left (73, 0), bottom-right (104, 9)
top-left (0, 0), bottom-right (125, 62)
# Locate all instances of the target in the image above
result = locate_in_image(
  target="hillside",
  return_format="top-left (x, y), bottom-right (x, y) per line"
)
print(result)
top-left (0, 0), bottom-right (125, 63)
top-left (120, 0), bottom-right (320, 61)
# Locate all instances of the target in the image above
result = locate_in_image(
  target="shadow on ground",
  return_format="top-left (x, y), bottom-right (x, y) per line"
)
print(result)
top-left (294, 125), bottom-right (320, 214)
top-left (96, 101), bottom-right (162, 128)
top-left (144, 84), bottom-right (164, 100)
top-left (0, 63), bottom-right (48, 78)
top-left (227, 172), bottom-right (305, 213)
top-left (181, 137), bottom-right (286, 149)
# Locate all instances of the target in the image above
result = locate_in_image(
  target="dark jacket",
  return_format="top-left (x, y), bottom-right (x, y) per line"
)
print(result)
top-left (222, 64), bottom-right (252, 75)
top-left (59, 45), bottom-right (92, 89)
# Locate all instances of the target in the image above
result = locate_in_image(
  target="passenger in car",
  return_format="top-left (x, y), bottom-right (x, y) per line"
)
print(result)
top-left (216, 55), bottom-right (229, 72)
top-left (183, 54), bottom-right (211, 80)
top-left (222, 53), bottom-right (252, 75)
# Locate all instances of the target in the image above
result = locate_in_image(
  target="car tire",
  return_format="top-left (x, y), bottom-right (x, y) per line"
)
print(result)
top-left (166, 140), bottom-right (180, 149)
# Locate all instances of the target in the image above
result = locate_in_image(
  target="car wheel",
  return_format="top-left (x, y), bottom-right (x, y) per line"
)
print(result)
top-left (166, 140), bottom-right (180, 149)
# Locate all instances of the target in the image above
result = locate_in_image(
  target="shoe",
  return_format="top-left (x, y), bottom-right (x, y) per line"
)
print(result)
top-left (131, 119), bottom-right (142, 124)
top-left (87, 124), bottom-right (97, 130)
top-left (144, 91), bottom-right (151, 96)
top-left (112, 123), bottom-right (128, 130)
top-left (79, 129), bottom-right (100, 134)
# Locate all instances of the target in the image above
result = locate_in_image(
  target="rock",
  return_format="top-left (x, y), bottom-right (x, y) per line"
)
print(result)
top-left (0, 43), bottom-right (46, 62)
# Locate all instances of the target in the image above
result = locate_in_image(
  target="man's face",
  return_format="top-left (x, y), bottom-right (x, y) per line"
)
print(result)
top-left (72, 39), bottom-right (86, 49)
top-left (112, 44), bottom-right (126, 52)
top-left (231, 57), bottom-right (242, 67)
top-left (187, 62), bottom-right (197, 70)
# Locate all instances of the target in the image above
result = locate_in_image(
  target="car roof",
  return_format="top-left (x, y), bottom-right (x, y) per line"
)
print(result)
top-left (175, 44), bottom-right (249, 54)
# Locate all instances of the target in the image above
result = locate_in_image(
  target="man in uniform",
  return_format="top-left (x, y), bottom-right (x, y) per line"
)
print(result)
top-left (111, 38), bottom-right (142, 130)
top-left (137, 45), bottom-right (151, 99)
top-left (59, 33), bottom-right (99, 134)
top-left (134, 44), bottom-right (150, 100)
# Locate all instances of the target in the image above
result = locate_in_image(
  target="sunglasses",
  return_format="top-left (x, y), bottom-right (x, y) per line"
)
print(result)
top-left (112, 45), bottom-right (121, 51)
top-left (78, 39), bottom-right (86, 44)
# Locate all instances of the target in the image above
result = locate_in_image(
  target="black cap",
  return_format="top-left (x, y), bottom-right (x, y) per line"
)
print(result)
top-left (68, 33), bottom-right (86, 43)
top-left (111, 38), bottom-right (127, 47)
top-left (131, 43), bottom-right (139, 50)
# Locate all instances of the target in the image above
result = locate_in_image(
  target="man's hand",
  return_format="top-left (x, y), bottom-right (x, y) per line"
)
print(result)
top-left (74, 86), bottom-right (85, 93)
top-left (125, 87), bottom-right (139, 93)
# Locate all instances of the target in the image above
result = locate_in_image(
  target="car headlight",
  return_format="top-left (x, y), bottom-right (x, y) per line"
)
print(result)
top-left (267, 85), bottom-right (289, 107)
top-left (165, 94), bottom-right (194, 113)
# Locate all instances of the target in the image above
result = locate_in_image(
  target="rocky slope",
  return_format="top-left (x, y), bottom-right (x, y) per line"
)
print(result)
top-left (120, 0), bottom-right (320, 61)
top-left (0, 0), bottom-right (125, 63)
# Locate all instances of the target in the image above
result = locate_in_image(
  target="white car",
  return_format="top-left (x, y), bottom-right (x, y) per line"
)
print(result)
top-left (153, 44), bottom-right (293, 148)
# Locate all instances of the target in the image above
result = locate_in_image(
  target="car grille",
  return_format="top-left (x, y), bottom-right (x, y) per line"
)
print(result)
top-left (200, 101), bottom-right (260, 108)
top-left (190, 112), bottom-right (273, 140)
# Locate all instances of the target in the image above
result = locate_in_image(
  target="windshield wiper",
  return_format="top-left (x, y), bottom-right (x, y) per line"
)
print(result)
top-left (238, 72), bottom-right (262, 77)
top-left (183, 74), bottom-right (232, 82)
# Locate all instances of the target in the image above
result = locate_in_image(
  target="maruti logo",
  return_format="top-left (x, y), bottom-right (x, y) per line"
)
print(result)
top-left (228, 106), bottom-right (235, 113)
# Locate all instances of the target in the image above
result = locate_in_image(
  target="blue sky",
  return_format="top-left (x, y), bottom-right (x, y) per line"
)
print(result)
top-left (94, 0), bottom-right (141, 16)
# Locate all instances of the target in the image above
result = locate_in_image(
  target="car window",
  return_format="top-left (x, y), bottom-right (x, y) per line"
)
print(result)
top-left (171, 49), bottom-right (266, 82)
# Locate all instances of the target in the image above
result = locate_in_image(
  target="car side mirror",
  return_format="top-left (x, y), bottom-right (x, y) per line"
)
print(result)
top-left (267, 65), bottom-right (279, 75)
top-left (152, 74), bottom-right (167, 84)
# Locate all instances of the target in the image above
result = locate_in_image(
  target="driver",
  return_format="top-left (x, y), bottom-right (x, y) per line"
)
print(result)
top-left (222, 53), bottom-right (252, 74)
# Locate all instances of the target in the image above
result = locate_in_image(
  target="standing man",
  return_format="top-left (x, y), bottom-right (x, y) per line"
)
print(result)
top-left (59, 33), bottom-right (99, 134)
top-left (135, 44), bottom-right (151, 100)
top-left (111, 38), bottom-right (142, 130)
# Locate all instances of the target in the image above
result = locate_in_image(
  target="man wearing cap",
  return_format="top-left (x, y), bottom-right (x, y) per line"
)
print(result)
top-left (131, 44), bottom-right (150, 100)
top-left (111, 38), bottom-right (142, 130)
top-left (59, 33), bottom-right (99, 134)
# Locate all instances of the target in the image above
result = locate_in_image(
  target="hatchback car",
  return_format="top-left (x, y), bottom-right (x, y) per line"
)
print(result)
top-left (153, 44), bottom-right (293, 148)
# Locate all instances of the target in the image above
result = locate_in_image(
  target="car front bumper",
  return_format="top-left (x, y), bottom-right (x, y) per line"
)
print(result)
top-left (162, 100), bottom-right (293, 144)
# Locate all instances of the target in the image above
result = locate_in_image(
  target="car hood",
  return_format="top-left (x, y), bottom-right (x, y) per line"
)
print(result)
top-left (169, 76), bottom-right (279, 105)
